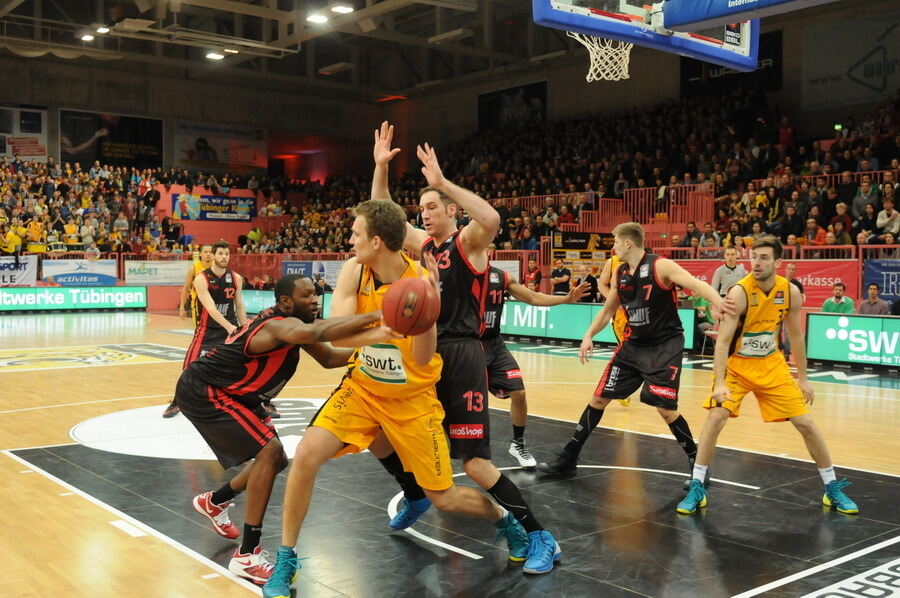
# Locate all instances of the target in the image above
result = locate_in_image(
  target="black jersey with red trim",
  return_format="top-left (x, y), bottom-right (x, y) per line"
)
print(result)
top-left (421, 232), bottom-right (489, 341)
top-left (189, 307), bottom-right (300, 404)
top-left (482, 266), bottom-right (509, 340)
top-left (614, 252), bottom-right (682, 346)
top-left (195, 267), bottom-right (239, 331)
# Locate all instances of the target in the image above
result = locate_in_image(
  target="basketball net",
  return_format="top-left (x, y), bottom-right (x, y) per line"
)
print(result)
top-left (567, 31), bottom-right (632, 82)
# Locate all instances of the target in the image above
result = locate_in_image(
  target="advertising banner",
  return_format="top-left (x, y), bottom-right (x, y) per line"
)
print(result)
top-left (0, 255), bottom-right (38, 286)
top-left (0, 104), bottom-right (48, 161)
top-left (682, 30), bottom-right (782, 96)
top-left (492, 260), bottom-right (521, 283)
top-left (125, 260), bottom-right (191, 286)
top-left (551, 232), bottom-right (614, 277)
top-left (60, 109), bottom-right (163, 168)
top-left (499, 302), bottom-right (697, 349)
top-left (171, 192), bottom-right (257, 222)
top-left (243, 290), bottom-right (332, 316)
top-left (806, 313), bottom-right (900, 367)
top-left (677, 260), bottom-right (858, 309)
top-left (863, 259), bottom-right (900, 305)
top-left (0, 286), bottom-right (147, 312)
top-left (801, 12), bottom-right (900, 111)
top-left (42, 259), bottom-right (117, 286)
top-left (174, 120), bottom-right (267, 174)
top-left (281, 261), bottom-right (312, 277)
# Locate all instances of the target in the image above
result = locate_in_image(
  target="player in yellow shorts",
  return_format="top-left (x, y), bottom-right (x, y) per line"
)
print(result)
top-left (598, 253), bottom-right (630, 406)
top-left (677, 236), bottom-right (858, 515)
top-left (263, 200), bottom-right (528, 598)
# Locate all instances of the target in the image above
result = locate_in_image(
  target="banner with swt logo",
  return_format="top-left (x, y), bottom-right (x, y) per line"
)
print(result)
top-left (806, 313), bottom-right (900, 367)
top-left (676, 260), bottom-right (859, 309)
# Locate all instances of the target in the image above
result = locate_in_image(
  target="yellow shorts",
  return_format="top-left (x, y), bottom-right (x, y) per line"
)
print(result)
top-left (613, 308), bottom-right (627, 344)
top-left (703, 356), bottom-right (809, 422)
top-left (312, 377), bottom-right (453, 491)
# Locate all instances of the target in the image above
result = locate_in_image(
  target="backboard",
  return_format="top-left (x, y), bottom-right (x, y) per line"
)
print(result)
top-left (533, 0), bottom-right (759, 72)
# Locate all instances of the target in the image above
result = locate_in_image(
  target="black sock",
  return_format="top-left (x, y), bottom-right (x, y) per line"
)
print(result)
top-left (668, 415), bottom-right (697, 460)
top-left (240, 523), bottom-right (262, 554)
top-left (211, 482), bottom-right (239, 506)
top-left (512, 425), bottom-right (526, 442)
top-left (563, 405), bottom-right (605, 456)
top-left (488, 474), bottom-right (542, 533)
top-left (379, 452), bottom-right (426, 502)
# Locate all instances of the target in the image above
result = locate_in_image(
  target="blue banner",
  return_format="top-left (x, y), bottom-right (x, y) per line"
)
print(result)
top-left (42, 259), bottom-right (118, 286)
top-left (864, 259), bottom-right (900, 304)
top-left (171, 192), bottom-right (257, 221)
top-left (281, 261), bottom-right (312, 277)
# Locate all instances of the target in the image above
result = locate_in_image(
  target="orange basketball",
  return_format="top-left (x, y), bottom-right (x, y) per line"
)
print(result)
top-left (382, 277), bottom-right (440, 336)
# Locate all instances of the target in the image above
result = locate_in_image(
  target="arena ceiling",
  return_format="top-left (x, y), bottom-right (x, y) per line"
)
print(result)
top-left (0, 0), bottom-right (576, 101)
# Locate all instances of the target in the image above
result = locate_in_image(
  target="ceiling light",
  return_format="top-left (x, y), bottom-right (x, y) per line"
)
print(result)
top-left (80, 34), bottom-right (95, 42)
top-left (318, 61), bottom-right (352, 75)
top-left (205, 51), bottom-right (224, 60)
top-left (223, 48), bottom-right (239, 54)
top-left (307, 14), bottom-right (328, 24)
top-left (96, 26), bottom-right (110, 34)
top-left (331, 5), bottom-right (354, 14)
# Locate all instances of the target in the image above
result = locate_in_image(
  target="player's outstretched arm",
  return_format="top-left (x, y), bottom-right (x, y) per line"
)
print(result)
top-left (417, 142), bottom-right (499, 252)
top-left (301, 343), bottom-right (355, 369)
top-left (271, 310), bottom-right (382, 347)
top-left (508, 279), bottom-right (589, 306)
top-left (658, 258), bottom-right (735, 317)
top-left (786, 282), bottom-right (815, 405)
top-left (178, 262), bottom-right (194, 319)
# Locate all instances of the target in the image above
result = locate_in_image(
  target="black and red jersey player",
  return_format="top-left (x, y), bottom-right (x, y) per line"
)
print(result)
top-left (538, 223), bottom-right (733, 483)
top-left (370, 121), bottom-right (561, 574)
top-left (176, 274), bottom-right (381, 586)
top-left (482, 266), bottom-right (589, 469)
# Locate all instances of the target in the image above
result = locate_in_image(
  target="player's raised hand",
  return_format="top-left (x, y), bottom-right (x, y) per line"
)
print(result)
top-left (373, 121), bottom-right (401, 166)
top-left (417, 143), bottom-right (447, 190)
top-left (568, 282), bottom-right (591, 303)
top-left (799, 379), bottom-right (815, 405)
top-left (578, 336), bottom-right (594, 364)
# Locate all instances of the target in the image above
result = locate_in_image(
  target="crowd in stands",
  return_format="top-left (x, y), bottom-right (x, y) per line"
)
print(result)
top-left (2, 88), bottom-right (900, 260)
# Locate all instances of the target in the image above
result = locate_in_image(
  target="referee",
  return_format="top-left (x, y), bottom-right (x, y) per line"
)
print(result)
top-left (710, 247), bottom-right (747, 297)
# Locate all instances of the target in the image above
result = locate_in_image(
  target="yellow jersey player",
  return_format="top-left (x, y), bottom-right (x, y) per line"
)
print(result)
top-left (677, 236), bottom-right (858, 515)
top-left (598, 252), bottom-right (630, 406)
top-left (263, 200), bottom-right (529, 598)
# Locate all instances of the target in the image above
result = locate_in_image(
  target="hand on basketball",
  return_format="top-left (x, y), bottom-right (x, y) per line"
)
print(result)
top-left (799, 379), bottom-right (815, 405)
top-left (417, 143), bottom-right (447, 191)
top-left (711, 384), bottom-right (731, 407)
top-left (568, 282), bottom-right (591, 303)
top-left (372, 323), bottom-right (403, 343)
top-left (373, 121), bottom-right (401, 166)
top-left (578, 337), bottom-right (594, 364)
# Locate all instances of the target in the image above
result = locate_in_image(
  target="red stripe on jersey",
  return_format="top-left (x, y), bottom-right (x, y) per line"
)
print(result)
top-left (225, 359), bottom-right (260, 393)
top-left (237, 349), bottom-right (290, 394)
top-left (243, 316), bottom-right (286, 357)
top-left (454, 232), bottom-right (487, 275)
top-left (472, 275), bottom-right (489, 337)
top-left (214, 389), bottom-right (273, 439)
top-left (206, 387), bottom-right (268, 445)
top-left (183, 326), bottom-right (206, 369)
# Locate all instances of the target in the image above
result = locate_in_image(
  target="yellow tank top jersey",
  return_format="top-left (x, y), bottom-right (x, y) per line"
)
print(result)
top-left (730, 274), bottom-right (791, 363)
top-left (608, 255), bottom-right (628, 342)
top-left (190, 260), bottom-right (206, 327)
top-left (350, 255), bottom-right (443, 398)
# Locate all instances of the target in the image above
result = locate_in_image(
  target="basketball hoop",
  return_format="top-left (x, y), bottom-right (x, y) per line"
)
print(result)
top-left (567, 31), bottom-right (632, 82)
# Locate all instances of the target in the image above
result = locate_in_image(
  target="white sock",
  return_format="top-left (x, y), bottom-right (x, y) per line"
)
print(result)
top-left (692, 463), bottom-right (708, 482)
top-left (819, 466), bottom-right (836, 485)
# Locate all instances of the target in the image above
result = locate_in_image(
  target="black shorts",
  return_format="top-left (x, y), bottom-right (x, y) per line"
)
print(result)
top-left (436, 338), bottom-right (491, 461)
top-left (594, 335), bottom-right (684, 409)
top-left (183, 325), bottom-right (229, 369)
top-left (483, 336), bottom-right (525, 398)
top-left (176, 370), bottom-right (277, 469)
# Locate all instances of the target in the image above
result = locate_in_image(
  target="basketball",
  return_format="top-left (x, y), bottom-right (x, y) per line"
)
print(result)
top-left (382, 277), bottom-right (440, 336)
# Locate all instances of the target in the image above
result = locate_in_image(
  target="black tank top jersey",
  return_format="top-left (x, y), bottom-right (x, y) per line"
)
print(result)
top-left (195, 267), bottom-right (238, 331)
top-left (421, 232), bottom-right (489, 341)
top-left (482, 266), bottom-right (509, 340)
top-left (190, 307), bottom-right (300, 404)
top-left (614, 252), bottom-right (683, 346)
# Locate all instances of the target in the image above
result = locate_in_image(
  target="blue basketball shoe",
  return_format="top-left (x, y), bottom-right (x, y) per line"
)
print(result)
top-left (677, 479), bottom-right (708, 514)
top-left (523, 530), bottom-right (561, 574)
top-left (389, 497), bottom-right (431, 530)
top-left (823, 479), bottom-right (859, 514)
top-left (262, 547), bottom-right (301, 598)
top-left (495, 512), bottom-right (528, 562)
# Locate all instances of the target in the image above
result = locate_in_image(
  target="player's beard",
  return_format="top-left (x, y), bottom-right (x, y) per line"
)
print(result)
top-left (294, 305), bottom-right (317, 323)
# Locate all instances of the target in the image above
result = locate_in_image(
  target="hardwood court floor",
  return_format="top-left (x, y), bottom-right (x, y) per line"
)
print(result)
top-left (1, 313), bottom-right (898, 597)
